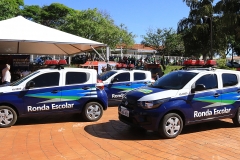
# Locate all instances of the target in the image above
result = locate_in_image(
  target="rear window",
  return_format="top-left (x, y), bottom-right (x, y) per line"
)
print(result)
top-left (222, 73), bottom-right (238, 87)
top-left (134, 72), bottom-right (146, 80)
top-left (66, 72), bottom-right (89, 85)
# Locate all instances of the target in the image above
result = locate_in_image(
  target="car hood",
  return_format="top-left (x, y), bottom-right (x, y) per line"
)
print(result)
top-left (125, 86), bottom-right (179, 101)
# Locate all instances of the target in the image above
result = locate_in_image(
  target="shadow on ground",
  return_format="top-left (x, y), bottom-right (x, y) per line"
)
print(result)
top-left (15, 113), bottom-right (85, 126)
top-left (83, 119), bottom-right (235, 140)
top-left (14, 102), bottom-right (119, 126)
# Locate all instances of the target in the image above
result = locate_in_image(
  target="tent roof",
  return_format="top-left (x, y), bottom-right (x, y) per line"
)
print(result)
top-left (0, 16), bottom-right (106, 55)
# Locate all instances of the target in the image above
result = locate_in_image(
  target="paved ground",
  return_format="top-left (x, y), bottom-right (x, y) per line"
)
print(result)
top-left (1, 104), bottom-right (240, 160)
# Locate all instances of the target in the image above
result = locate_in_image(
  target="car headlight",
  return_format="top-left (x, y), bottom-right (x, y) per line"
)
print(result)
top-left (137, 98), bottom-right (170, 109)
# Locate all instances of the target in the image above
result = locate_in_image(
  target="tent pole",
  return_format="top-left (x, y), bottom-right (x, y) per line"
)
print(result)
top-left (17, 42), bottom-right (19, 54)
top-left (90, 45), bottom-right (105, 61)
top-left (106, 46), bottom-right (109, 62)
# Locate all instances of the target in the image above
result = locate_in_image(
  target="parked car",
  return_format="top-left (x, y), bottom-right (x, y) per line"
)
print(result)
top-left (226, 61), bottom-right (240, 68)
top-left (119, 67), bottom-right (240, 138)
top-left (98, 69), bottom-right (154, 101)
top-left (0, 62), bottom-right (108, 127)
top-left (33, 56), bottom-right (53, 65)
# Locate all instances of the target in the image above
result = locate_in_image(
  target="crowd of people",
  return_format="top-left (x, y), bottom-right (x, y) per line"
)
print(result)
top-left (109, 55), bottom-right (188, 67)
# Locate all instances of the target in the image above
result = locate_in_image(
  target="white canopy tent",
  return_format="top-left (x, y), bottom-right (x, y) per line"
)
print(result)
top-left (0, 16), bottom-right (106, 55)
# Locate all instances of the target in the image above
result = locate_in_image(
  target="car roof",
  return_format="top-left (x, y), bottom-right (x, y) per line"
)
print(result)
top-left (37, 67), bottom-right (97, 73)
top-left (111, 69), bottom-right (150, 73)
top-left (179, 68), bottom-right (240, 74)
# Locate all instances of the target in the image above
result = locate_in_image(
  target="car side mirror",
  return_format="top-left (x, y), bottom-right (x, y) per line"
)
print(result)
top-left (26, 81), bottom-right (35, 89)
top-left (111, 77), bottom-right (119, 83)
top-left (191, 84), bottom-right (206, 93)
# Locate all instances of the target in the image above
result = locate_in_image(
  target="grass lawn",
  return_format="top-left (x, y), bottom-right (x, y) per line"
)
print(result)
top-left (163, 65), bottom-right (183, 74)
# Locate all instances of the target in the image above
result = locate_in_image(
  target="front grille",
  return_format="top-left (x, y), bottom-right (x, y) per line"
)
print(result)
top-left (121, 96), bottom-right (138, 109)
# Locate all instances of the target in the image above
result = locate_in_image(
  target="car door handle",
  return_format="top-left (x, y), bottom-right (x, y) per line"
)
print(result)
top-left (214, 93), bottom-right (220, 97)
top-left (126, 83), bottom-right (131, 86)
top-left (51, 90), bottom-right (60, 93)
top-left (237, 89), bottom-right (240, 93)
top-left (82, 86), bottom-right (90, 90)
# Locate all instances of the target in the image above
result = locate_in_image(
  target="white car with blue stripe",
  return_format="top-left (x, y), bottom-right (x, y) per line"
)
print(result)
top-left (119, 68), bottom-right (240, 138)
top-left (98, 69), bottom-right (154, 101)
top-left (0, 64), bottom-right (108, 128)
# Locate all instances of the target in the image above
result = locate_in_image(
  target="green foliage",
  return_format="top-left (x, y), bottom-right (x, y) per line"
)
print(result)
top-left (21, 3), bottom-right (74, 29)
top-left (141, 28), bottom-right (184, 57)
top-left (180, 0), bottom-right (240, 59)
top-left (20, 4), bottom-right (135, 48)
top-left (40, 3), bottom-right (74, 28)
top-left (165, 32), bottom-right (185, 56)
top-left (0, 0), bottom-right (23, 20)
top-left (141, 28), bottom-right (168, 53)
top-left (164, 65), bottom-right (183, 74)
top-left (216, 58), bottom-right (236, 71)
top-left (60, 9), bottom-right (135, 48)
top-left (21, 5), bottom-right (42, 21)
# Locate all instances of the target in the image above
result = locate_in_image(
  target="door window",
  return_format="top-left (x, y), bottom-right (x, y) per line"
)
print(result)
top-left (195, 74), bottom-right (218, 90)
top-left (30, 72), bottom-right (60, 88)
top-left (134, 72), bottom-right (146, 81)
top-left (222, 73), bottom-right (238, 87)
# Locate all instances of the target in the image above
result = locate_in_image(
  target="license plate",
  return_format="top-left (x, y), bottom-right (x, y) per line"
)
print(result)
top-left (120, 106), bottom-right (129, 117)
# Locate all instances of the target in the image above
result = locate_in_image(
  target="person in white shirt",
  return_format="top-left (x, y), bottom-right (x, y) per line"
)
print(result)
top-left (21, 68), bottom-right (30, 77)
top-left (2, 64), bottom-right (11, 85)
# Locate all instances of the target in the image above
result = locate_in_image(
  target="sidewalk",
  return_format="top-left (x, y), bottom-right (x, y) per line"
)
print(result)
top-left (0, 106), bottom-right (239, 160)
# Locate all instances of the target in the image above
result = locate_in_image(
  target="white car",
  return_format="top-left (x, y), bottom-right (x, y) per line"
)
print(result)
top-left (0, 63), bottom-right (108, 128)
top-left (226, 61), bottom-right (240, 68)
top-left (119, 67), bottom-right (240, 138)
top-left (98, 69), bottom-right (154, 101)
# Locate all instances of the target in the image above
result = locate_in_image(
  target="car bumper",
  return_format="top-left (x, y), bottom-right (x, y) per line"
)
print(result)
top-left (118, 105), bottom-right (161, 131)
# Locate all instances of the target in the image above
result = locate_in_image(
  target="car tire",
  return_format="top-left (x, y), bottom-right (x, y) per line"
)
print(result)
top-left (232, 107), bottom-right (240, 127)
top-left (159, 113), bottom-right (183, 139)
top-left (81, 102), bottom-right (103, 122)
top-left (0, 106), bottom-right (17, 128)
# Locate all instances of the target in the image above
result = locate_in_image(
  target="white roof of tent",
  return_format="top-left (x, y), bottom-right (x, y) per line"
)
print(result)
top-left (0, 16), bottom-right (106, 55)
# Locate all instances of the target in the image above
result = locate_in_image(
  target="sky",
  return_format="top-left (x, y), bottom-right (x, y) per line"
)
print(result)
top-left (24, 0), bottom-right (190, 44)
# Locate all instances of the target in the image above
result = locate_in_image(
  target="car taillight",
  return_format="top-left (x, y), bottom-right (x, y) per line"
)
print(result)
top-left (96, 82), bottom-right (104, 90)
top-left (97, 79), bottom-right (103, 83)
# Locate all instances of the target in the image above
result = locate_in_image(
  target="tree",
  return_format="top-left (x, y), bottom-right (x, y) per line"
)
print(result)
top-left (40, 3), bottom-right (74, 29)
top-left (178, 0), bottom-right (215, 60)
top-left (0, 0), bottom-right (23, 20)
top-left (164, 31), bottom-right (185, 56)
top-left (21, 3), bottom-right (74, 29)
top-left (141, 28), bottom-right (183, 69)
top-left (21, 5), bottom-right (42, 22)
top-left (60, 9), bottom-right (135, 49)
top-left (215, 0), bottom-right (240, 59)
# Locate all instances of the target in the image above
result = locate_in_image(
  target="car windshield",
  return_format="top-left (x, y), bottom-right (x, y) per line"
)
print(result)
top-left (151, 71), bottom-right (198, 89)
top-left (10, 71), bottom-right (40, 86)
top-left (98, 71), bottom-right (117, 81)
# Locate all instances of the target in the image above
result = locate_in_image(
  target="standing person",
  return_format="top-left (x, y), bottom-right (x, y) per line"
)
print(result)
top-left (2, 64), bottom-right (11, 85)
top-left (155, 73), bottom-right (159, 81)
top-left (22, 68), bottom-right (30, 77)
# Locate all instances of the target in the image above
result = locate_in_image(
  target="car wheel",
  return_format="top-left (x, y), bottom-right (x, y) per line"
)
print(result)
top-left (0, 106), bottom-right (17, 128)
top-left (159, 113), bottom-right (183, 139)
top-left (232, 107), bottom-right (240, 127)
top-left (82, 102), bottom-right (103, 122)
